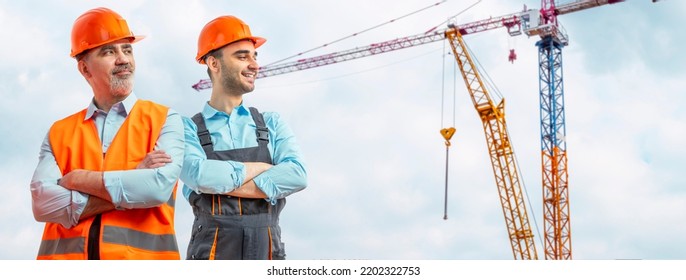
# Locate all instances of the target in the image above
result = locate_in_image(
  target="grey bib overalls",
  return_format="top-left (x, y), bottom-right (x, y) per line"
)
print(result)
top-left (186, 107), bottom-right (286, 260)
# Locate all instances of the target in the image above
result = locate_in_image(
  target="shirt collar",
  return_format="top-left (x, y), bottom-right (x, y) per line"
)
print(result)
top-left (84, 92), bottom-right (138, 120)
top-left (201, 101), bottom-right (250, 119)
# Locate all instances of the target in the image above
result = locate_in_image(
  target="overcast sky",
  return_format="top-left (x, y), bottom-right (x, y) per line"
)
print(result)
top-left (1, 0), bottom-right (684, 261)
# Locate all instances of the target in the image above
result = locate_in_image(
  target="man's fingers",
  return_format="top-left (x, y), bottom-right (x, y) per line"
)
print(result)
top-left (136, 150), bottom-right (172, 169)
top-left (148, 151), bottom-right (172, 160)
top-left (150, 156), bottom-right (173, 163)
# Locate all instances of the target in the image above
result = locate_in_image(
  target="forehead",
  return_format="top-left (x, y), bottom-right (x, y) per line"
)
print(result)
top-left (96, 39), bottom-right (134, 51)
top-left (84, 39), bottom-right (134, 57)
top-left (222, 39), bottom-right (256, 54)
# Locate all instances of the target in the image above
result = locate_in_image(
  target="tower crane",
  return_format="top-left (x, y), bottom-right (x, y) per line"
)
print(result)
top-left (446, 28), bottom-right (537, 260)
top-left (191, 0), bottom-right (639, 259)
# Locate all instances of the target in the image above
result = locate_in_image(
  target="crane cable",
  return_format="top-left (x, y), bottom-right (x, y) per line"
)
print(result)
top-left (263, 0), bottom-right (448, 67)
top-left (440, 39), bottom-right (456, 220)
top-left (425, 0), bottom-right (481, 34)
top-left (466, 43), bottom-right (544, 248)
top-left (258, 47), bottom-right (443, 89)
top-left (437, 0), bottom-right (482, 221)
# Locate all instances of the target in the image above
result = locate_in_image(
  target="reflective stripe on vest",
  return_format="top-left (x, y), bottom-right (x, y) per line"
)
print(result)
top-left (102, 225), bottom-right (177, 251)
top-left (38, 236), bottom-right (85, 256)
top-left (38, 100), bottom-right (180, 260)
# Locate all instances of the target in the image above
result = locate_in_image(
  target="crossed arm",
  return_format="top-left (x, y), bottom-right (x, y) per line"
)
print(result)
top-left (225, 162), bottom-right (271, 198)
top-left (59, 150), bottom-right (175, 219)
top-left (180, 112), bottom-right (307, 203)
top-left (31, 112), bottom-right (184, 228)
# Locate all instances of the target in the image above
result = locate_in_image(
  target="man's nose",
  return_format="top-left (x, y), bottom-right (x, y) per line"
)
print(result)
top-left (247, 57), bottom-right (258, 70)
top-left (115, 49), bottom-right (131, 65)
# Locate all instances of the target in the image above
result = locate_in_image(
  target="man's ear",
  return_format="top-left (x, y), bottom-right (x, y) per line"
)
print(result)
top-left (77, 60), bottom-right (91, 78)
top-left (206, 56), bottom-right (220, 73)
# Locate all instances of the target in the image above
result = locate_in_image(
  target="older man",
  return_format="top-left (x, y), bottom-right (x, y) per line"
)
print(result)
top-left (30, 7), bottom-right (184, 260)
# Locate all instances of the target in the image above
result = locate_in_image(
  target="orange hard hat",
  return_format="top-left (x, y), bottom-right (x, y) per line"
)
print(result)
top-left (70, 7), bottom-right (145, 58)
top-left (196, 15), bottom-right (266, 64)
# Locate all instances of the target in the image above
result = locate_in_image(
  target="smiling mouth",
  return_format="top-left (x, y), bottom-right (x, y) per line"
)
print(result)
top-left (243, 71), bottom-right (257, 79)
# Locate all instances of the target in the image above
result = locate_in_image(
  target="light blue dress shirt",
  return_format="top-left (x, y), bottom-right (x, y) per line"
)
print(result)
top-left (30, 93), bottom-right (184, 228)
top-left (180, 102), bottom-right (307, 205)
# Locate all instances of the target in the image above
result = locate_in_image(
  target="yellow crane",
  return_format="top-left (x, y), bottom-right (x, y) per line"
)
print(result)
top-left (445, 28), bottom-right (538, 259)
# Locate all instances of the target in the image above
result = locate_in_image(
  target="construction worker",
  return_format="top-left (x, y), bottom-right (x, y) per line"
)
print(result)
top-left (181, 15), bottom-right (307, 260)
top-left (30, 7), bottom-right (184, 260)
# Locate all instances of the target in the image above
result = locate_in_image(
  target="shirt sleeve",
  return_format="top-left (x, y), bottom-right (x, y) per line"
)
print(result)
top-left (253, 112), bottom-right (308, 204)
top-left (102, 109), bottom-right (184, 209)
top-left (30, 132), bottom-right (88, 228)
top-left (179, 116), bottom-right (247, 198)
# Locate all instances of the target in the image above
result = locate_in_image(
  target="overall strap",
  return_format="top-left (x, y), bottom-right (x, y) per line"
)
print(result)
top-left (191, 113), bottom-right (215, 156)
top-left (248, 107), bottom-right (270, 146)
top-left (192, 108), bottom-right (270, 155)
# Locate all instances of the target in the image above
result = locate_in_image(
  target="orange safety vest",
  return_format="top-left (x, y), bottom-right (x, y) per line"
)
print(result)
top-left (37, 100), bottom-right (180, 260)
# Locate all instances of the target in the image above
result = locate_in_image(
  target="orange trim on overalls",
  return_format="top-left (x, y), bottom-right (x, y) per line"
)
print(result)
top-left (238, 198), bottom-right (243, 215)
top-left (268, 227), bottom-right (273, 260)
top-left (209, 228), bottom-right (219, 260)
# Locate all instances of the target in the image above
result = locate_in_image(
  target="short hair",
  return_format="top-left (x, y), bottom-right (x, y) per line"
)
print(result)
top-left (74, 50), bottom-right (90, 61)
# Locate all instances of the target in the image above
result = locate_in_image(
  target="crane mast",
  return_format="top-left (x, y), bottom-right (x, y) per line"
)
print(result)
top-left (532, 0), bottom-right (631, 262)
top-left (537, 32), bottom-right (572, 260)
top-left (190, 0), bottom-right (639, 260)
top-left (446, 28), bottom-right (537, 260)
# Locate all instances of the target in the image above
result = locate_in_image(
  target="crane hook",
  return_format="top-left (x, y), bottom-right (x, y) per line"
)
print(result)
top-left (440, 127), bottom-right (456, 146)
top-left (440, 127), bottom-right (456, 220)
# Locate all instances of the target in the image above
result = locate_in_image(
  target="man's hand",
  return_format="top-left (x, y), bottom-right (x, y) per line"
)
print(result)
top-left (227, 180), bottom-right (267, 199)
top-left (137, 150), bottom-right (172, 169)
top-left (244, 162), bottom-right (272, 178)
top-left (231, 162), bottom-right (272, 198)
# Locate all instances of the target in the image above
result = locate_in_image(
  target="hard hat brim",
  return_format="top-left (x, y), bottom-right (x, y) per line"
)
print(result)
top-left (130, 35), bottom-right (146, 44)
top-left (252, 37), bottom-right (266, 49)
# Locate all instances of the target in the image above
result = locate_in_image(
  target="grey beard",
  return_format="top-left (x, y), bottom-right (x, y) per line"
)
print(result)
top-left (110, 75), bottom-right (134, 95)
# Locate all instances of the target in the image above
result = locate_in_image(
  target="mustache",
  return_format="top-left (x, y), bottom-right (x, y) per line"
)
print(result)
top-left (112, 65), bottom-right (134, 75)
